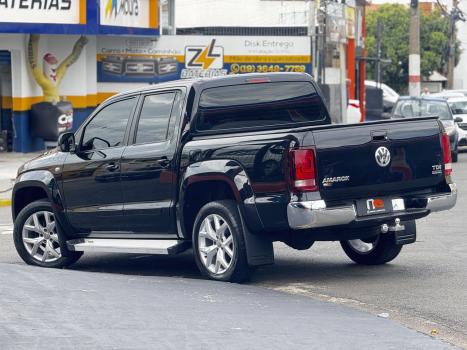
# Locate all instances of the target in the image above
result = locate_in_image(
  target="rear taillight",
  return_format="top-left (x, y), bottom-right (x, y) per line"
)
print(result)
top-left (441, 133), bottom-right (452, 176)
top-left (289, 148), bottom-right (318, 192)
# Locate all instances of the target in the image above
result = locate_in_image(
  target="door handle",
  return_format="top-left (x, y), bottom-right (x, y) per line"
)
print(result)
top-left (106, 162), bottom-right (119, 172)
top-left (157, 157), bottom-right (170, 168)
top-left (372, 131), bottom-right (388, 141)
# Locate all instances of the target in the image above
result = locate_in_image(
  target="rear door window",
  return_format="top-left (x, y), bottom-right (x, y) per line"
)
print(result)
top-left (135, 92), bottom-right (176, 144)
top-left (196, 82), bottom-right (325, 132)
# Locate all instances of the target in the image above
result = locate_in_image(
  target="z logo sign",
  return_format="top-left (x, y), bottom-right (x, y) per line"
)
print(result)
top-left (185, 39), bottom-right (223, 70)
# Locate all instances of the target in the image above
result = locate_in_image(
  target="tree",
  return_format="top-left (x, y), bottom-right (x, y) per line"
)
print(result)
top-left (366, 4), bottom-right (460, 94)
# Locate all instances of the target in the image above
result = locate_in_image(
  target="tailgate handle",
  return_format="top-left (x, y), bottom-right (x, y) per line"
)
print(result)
top-left (372, 131), bottom-right (388, 141)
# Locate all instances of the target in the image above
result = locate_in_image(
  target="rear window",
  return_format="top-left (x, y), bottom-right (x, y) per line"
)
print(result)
top-left (196, 82), bottom-right (326, 131)
top-left (393, 100), bottom-right (452, 120)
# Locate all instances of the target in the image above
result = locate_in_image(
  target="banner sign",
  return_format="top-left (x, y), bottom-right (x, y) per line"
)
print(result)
top-left (0, 0), bottom-right (159, 35)
top-left (100, 0), bottom-right (148, 28)
top-left (0, 0), bottom-right (82, 25)
top-left (97, 36), bottom-right (311, 83)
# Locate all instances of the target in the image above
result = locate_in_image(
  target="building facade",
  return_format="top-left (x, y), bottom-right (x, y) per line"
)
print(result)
top-left (0, 0), bottom-right (159, 152)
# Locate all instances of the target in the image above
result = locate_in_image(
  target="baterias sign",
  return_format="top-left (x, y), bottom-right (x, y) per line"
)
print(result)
top-left (0, 0), bottom-right (80, 24)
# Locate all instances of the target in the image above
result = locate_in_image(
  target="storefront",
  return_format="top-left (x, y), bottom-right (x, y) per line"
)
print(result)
top-left (0, 0), bottom-right (159, 152)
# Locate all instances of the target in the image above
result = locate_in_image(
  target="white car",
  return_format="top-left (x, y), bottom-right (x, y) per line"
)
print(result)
top-left (447, 96), bottom-right (467, 146)
top-left (441, 89), bottom-right (467, 97)
top-left (431, 91), bottom-right (465, 100)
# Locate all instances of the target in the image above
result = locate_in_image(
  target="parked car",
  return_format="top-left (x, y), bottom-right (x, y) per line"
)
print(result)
top-left (391, 97), bottom-right (460, 162)
top-left (12, 73), bottom-right (457, 282)
top-left (435, 89), bottom-right (467, 98)
top-left (365, 80), bottom-right (400, 112)
top-left (447, 96), bottom-right (467, 146)
top-left (430, 91), bottom-right (465, 100)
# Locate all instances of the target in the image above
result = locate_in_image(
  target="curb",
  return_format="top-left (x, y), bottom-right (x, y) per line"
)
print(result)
top-left (0, 199), bottom-right (11, 207)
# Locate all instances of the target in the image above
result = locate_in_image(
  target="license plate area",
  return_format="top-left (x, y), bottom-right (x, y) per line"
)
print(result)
top-left (356, 197), bottom-right (405, 217)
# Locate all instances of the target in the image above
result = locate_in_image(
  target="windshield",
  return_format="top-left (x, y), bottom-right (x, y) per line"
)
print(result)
top-left (393, 100), bottom-right (452, 120)
top-left (449, 101), bottom-right (467, 115)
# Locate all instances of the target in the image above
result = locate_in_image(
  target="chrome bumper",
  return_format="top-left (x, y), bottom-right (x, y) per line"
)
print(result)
top-left (287, 183), bottom-right (457, 230)
top-left (287, 200), bottom-right (356, 229)
top-left (425, 183), bottom-right (457, 212)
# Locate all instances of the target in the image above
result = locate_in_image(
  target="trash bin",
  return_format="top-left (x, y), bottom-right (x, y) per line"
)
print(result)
top-left (30, 101), bottom-right (73, 142)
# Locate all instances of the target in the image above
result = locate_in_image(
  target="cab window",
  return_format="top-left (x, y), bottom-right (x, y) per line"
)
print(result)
top-left (81, 98), bottom-right (136, 151)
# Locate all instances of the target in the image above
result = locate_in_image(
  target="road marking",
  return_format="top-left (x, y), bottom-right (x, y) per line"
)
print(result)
top-left (0, 199), bottom-right (11, 207)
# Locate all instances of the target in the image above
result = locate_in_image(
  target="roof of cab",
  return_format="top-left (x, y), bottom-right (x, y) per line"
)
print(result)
top-left (104, 72), bottom-right (313, 103)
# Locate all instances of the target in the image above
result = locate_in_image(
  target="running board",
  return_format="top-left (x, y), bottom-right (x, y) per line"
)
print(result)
top-left (67, 238), bottom-right (190, 255)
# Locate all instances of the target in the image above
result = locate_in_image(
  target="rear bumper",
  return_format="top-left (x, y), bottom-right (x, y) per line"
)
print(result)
top-left (287, 183), bottom-right (457, 230)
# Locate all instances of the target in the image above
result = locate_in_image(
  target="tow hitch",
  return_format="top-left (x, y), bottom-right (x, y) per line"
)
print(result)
top-left (381, 218), bottom-right (405, 233)
top-left (381, 218), bottom-right (416, 245)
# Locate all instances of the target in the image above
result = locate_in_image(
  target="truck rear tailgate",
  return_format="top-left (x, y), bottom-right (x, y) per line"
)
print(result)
top-left (310, 118), bottom-right (444, 201)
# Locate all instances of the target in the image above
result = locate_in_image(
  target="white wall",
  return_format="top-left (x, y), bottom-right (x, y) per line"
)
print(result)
top-left (454, 0), bottom-right (467, 89)
top-left (175, 0), bottom-right (309, 27)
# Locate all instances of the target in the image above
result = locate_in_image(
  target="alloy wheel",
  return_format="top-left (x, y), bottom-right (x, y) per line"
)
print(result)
top-left (22, 211), bottom-right (62, 263)
top-left (347, 235), bottom-right (380, 254)
top-left (197, 214), bottom-right (235, 275)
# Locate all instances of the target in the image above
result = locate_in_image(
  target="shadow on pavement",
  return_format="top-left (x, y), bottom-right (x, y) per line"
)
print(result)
top-left (68, 247), bottom-right (408, 286)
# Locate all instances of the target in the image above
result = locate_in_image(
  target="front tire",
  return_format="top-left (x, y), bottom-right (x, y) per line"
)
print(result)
top-left (192, 200), bottom-right (250, 282)
top-left (340, 233), bottom-right (402, 265)
top-left (13, 200), bottom-right (82, 268)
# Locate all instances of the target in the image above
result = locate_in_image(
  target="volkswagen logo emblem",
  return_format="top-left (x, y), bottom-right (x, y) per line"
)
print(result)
top-left (375, 146), bottom-right (391, 167)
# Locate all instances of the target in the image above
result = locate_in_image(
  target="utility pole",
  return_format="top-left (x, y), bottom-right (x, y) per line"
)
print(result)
top-left (308, 0), bottom-right (317, 79)
top-left (375, 20), bottom-right (383, 87)
top-left (408, 0), bottom-right (420, 96)
top-left (446, 0), bottom-right (464, 89)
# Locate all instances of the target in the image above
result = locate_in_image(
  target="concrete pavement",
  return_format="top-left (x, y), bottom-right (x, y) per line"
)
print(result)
top-left (0, 262), bottom-right (458, 350)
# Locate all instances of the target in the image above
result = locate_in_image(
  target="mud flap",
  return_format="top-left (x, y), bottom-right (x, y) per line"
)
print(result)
top-left (239, 207), bottom-right (274, 266)
top-left (394, 220), bottom-right (417, 245)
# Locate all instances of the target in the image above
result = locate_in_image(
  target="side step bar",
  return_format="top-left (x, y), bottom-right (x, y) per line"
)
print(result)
top-left (67, 239), bottom-right (190, 255)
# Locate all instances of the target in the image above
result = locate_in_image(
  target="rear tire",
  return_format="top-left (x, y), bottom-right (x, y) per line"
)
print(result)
top-left (340, 233), bottom-right (402, 265)
top-left (13, 200), bottom-right (82, 268)
top-left (452, 149), bottom-right (458, 163)
top-left (192, 200), bottom-right (250, 282)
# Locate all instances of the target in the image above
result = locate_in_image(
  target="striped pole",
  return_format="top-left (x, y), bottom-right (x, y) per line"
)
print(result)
top-left (409, 0), bottom-right (421, 96)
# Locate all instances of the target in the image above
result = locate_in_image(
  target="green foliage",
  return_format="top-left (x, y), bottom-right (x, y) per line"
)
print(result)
top-left (366, 4), bottom-right (459, 94)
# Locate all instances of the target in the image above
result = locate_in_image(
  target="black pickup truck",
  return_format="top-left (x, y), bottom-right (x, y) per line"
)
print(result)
top-left (12, 73), bottom-right (457, 282)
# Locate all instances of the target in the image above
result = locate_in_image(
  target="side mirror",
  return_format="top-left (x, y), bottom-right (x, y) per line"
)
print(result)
top-left (58, 132), bottom-right (76, 153)
top-left (454, 116), bottom-right (463, 123)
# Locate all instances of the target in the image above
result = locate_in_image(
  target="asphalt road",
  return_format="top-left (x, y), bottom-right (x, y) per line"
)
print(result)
top-left (0, 153), bottom-right (466, 348)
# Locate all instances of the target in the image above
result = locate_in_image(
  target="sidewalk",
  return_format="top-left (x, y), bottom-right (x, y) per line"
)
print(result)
top-left (0, 262), bottom-right (459, 350)
top-left (0, 153), bottom-right (41, 207)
